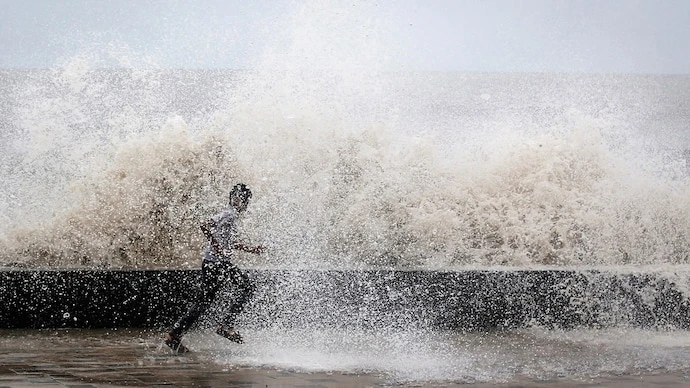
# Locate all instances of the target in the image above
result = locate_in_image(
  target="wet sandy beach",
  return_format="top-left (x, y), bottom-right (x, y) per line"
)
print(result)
top-left (1, 328), bottom-right (689, 387)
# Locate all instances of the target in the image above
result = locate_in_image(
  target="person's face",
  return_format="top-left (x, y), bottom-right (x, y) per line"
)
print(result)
top-left (231, 195), bottom-right (249, 212)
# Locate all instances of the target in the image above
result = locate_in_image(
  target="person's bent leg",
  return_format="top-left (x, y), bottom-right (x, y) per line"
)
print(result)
top-left (216, 265), bottom-right (254, 344)
top-left (222, 265), bottom-right (254, 326)
top-left (167, 261), bottom-right (224, 350)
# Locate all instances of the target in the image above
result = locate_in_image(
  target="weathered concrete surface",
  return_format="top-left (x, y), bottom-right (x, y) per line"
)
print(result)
top-left (0, 269), bottom-right (688, 329)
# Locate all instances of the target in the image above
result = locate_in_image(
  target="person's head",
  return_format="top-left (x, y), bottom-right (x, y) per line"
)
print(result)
top-left (229, 183), bottom-right (252, 212)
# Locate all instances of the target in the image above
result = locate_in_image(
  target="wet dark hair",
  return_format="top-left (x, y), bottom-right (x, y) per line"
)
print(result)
top-left (229, 183), bottom-right (252, 203)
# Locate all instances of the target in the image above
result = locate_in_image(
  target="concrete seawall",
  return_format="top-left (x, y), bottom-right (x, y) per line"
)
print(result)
top-left (1, 269), bottom-right (688, 330)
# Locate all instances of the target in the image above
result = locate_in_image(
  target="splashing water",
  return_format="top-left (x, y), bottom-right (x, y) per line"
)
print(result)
top-left (1, 2), bottom-right (689, 270)
top-left (1, 66), bottom-right (689, 270)
top-left (1, 2), bottom-right (690, 384)
top-left (184, 327), bottom-right (690, 383)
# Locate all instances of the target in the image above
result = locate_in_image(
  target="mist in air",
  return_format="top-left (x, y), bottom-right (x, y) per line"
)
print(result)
top-left (0, 1), bottom-right (689, 270)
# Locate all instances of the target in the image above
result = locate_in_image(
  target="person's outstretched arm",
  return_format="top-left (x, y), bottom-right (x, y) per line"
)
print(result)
top-left (232, 243), bottom-right (264, 255)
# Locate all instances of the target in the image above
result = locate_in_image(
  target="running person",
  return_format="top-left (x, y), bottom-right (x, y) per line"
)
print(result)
top-left (165, 183), bottom-right (263, 353)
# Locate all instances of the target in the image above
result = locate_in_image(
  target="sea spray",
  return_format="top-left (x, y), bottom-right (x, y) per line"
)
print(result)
top-left (1, 12), bottom-right (689, 269)
top-left (3, 119), bottom-right (242, 268)
top-left (2, 69), bottom-right (690, 269)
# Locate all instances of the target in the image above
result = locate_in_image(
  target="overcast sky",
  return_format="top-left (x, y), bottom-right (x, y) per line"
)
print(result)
top-left (1, 0), bottom-right (689, 73)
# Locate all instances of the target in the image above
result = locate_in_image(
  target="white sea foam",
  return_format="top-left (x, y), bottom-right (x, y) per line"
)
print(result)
top-left (1, 66), bottom-right (689, 270)
top-left (0, 1), bottom-right (689, 270)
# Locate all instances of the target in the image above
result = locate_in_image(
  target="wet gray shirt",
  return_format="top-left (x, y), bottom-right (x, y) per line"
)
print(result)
top-left (203, 205), bottom-right (239, 263)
